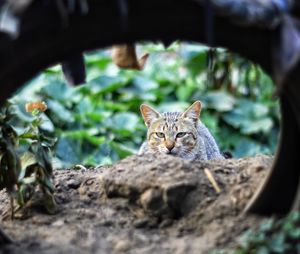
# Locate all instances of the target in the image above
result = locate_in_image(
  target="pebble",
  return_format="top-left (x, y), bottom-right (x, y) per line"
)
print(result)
top-left (102, 220), bottom-right (114, 227)
top-left (66, 179), bottom-right (81, 189)
top-left (114, 239), bottom-right (131, 252)
top-left (133, 218), bottom-right (148, 228)
top-left (52, 219), bottom-right (65, 227)
top-left (159, 219), bottom-right (173, 228)
top-left (140, 188), bottom-right (163, 211)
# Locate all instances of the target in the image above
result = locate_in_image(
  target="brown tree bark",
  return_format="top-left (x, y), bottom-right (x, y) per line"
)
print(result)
top-left (0, 0), bottom-right (273, 102)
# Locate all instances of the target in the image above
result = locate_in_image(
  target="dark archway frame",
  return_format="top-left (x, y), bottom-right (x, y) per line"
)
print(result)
top-left (0, 0), bottom-right (299, 215)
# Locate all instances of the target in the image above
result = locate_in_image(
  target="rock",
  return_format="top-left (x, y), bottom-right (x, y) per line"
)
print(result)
top-left (133, 218), bottom-right (149, 228)
top-left (66, 179), bottom-right (81, 189)
top-left (140, 188), bottom-right (165, 214)
top-left (52, 219), bottom-right (65, 227)
top-left (102, 220), bottom-right (114, 227)
top-left (159, 219), bottom-right (173, 228)
top-left (114, 239), bottom-right (131, 252)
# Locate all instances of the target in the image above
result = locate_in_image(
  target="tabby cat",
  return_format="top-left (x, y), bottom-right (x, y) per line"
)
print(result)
top-left (138, 101), bottom-right (224, 161)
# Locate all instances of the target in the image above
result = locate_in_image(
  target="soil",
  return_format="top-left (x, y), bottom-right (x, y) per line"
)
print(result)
top-left (0, 154), bottom-right (273, 254)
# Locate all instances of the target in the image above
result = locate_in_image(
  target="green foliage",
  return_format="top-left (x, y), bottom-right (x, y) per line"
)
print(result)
top-left (236, 212), bottom-right (300, 253)
top-left (12, 43), bottom-right (279, 166)
top-left (0, 102), bottom-right (57, 217)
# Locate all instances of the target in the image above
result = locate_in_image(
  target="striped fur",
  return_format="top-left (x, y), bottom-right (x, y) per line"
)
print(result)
top-left (139, 101), bottom-right (224, 161)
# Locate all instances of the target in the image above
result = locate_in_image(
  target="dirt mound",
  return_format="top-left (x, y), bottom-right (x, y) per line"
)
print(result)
top-left (0, 154), bottom-right (272, 254)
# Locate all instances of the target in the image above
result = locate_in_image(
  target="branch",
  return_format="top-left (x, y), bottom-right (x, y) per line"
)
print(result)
top-left (0, 0), bottom-right (273, 103)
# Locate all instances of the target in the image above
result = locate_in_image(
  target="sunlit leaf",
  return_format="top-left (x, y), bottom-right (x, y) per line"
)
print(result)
top-left (40, 79), bottom-right (72, 101)
top-left (203, 91), bottom-right (236, 112)
top-left (185, 50), bottom-right (207, 76)
top-left (87, 75), bottom-right (125, 94)
top-left (157, 102), bottom-right (189, 112)
top-left (110, 141), bottom-right (136, 158)
top-left (241, 118), bottom-right (273, 134)
top-left (131, 76), bottom-right (159, 91)
top-left (55, 137), bottom-right (80, 165)
top-left (233, 138), bottom-right (270, 157)
top-left (21, 175), bottom-right (37, 185)
top-left (269, 233), bottom-right (286, 253)
top-left (223, 99), bottom-right (273, 134)
top-left (109, 112), bottom-right (139, 132)
top-left (63, 129), bottom-right (105, 146)
top-left (46, 100), bottom-right (74, 124)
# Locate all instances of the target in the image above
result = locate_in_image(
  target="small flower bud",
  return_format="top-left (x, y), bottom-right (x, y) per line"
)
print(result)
top-left (25, 101), bottom-right (47, 113)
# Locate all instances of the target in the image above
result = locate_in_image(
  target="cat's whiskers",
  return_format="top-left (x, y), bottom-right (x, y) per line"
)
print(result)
top-left (139, 101), bottom-right (223, 161)
top-left (178, 147), bottom-right (193, 158)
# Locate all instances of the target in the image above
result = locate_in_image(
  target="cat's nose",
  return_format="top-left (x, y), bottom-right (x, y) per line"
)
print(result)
top-left (166, 143), bottom-right (175, 152)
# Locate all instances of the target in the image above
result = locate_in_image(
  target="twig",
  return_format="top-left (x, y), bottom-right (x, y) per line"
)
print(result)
top-left (204, 168), bottom-right (221, 194)
top-left (10, 196), bottom-right (14, 220)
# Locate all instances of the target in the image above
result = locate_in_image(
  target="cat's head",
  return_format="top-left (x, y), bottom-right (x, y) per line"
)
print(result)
top-left (140, 101), bottom-right (202, 158)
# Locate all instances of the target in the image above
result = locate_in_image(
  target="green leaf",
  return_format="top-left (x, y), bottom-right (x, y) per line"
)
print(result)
top-left (131, 76), bottom-right (159, 91)
top-left (118, 76), bottom-right (159, 102)
top-left (233, 138), bottom-right (270, 157)
top-left (110, 141), bottom-right (136, 159)
top-left (40, 79), bottom-right (72, 101)
top-left (256, 246), bottom-right (270, 254)
top-left (55, 137), bottom-right (80, 165)
top-left (288, 228), bottom-right (300, 239)
top-left (21, 174), bottom-right (37, 185)
top-left (19, 152), bottom-right (37, 181)
top-left (175, 78), bottom-right (198, 102)
top-left (157, 102), bottom-right (189, 113)
top-left (96, 156), bottom-right (113, 166)
top-left (29, 143), bottom-right (53, 175)
top-left (223, 112), bottom-right (248, 129)
top-left (238, 100), bottom-right (269, 118)
top-left (109, 112), bottom-right (139, 132)
top-left (201, 112), bottom-right (219, 135)
top-left (87, 76), bottom-right (125, 94)
top-left (259, 219), bottom-right (274, 232)
top-left (43, 176), bottom-right (55, 192)
top-left (286, 211), bottom-right (300, 222)
top-left (39, 114), bottom-right (55, 133)
top-left (242, 118), bottom-right (273, 135)
top-left (63, 129), bottom-right (105, 146)
top-left (185, 51), bottom-right (207, 76)
top-left (85, 53), bottom-right (111, 69)
top-left (17, 184), bottom-right (33, 206)
top-left (43, 188), bottom-right (57, 214)
top-left (269, 233), bottom-right (286, 253)
top-left (223, 99), bottom-right (273, 134)
top-left (203, 91), bottom-right (236, 112)
top-left (46, 100), bottom-right (74, 124)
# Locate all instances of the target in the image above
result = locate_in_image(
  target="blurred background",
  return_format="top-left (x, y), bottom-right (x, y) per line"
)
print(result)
top-left (9, 42), bottom-right (280, 167)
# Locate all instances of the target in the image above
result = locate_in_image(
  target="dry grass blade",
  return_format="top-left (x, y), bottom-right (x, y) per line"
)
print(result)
top-left (204, 168), bottom-right (221, 194)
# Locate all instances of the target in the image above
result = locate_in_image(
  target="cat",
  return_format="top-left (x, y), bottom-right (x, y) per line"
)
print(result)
top-left (138, 101), bottom-right (224, 161)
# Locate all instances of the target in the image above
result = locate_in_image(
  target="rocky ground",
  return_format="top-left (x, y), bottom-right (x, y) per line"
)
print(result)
top-left (0, 154), bottom-right (273, 254)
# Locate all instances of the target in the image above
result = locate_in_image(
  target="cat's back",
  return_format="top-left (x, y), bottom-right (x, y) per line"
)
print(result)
top-left (196, 121), bottom-right (223, 160)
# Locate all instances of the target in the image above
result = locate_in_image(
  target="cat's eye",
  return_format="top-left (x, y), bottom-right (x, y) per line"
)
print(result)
top-left (156, 132), bottom-right (165, 138)
top-left (176, 132), bottom-right (187, 138)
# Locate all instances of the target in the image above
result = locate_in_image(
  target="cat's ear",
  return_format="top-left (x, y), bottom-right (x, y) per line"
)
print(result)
top-left (182, 101), bottom-right (202, 122)
top-left (140, 104), bottom-right (161, 127)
